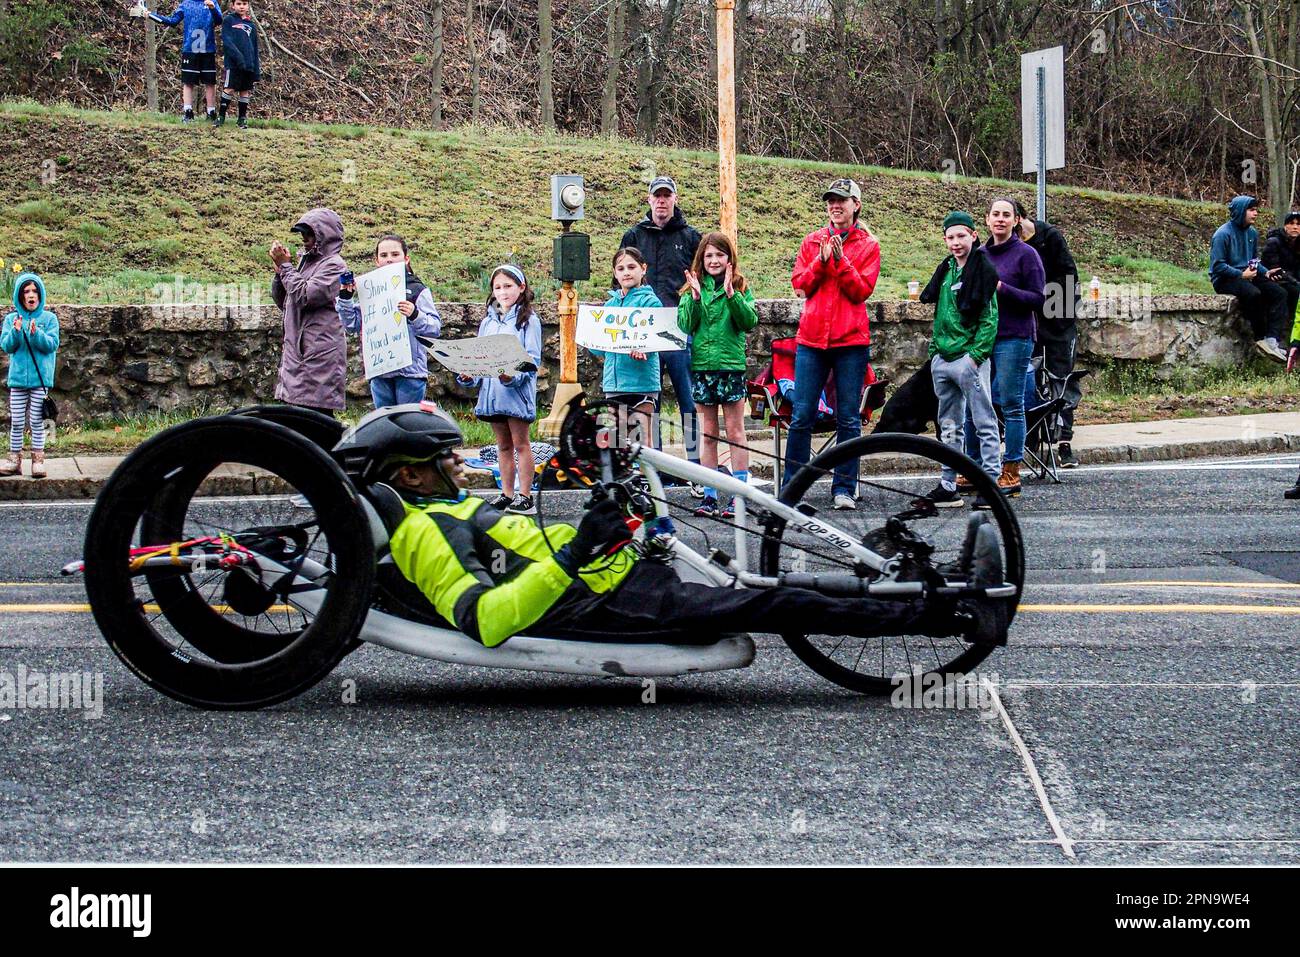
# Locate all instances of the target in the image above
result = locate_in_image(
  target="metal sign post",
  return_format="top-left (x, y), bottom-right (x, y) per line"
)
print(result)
top-left (1021, 46), bottom-right (1065, 222)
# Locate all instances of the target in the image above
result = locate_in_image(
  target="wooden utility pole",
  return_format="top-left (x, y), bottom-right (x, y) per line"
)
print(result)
top-left (716, 0), bottom-right (737, 244)
top-left (145, 0), bottom-right (159, 112)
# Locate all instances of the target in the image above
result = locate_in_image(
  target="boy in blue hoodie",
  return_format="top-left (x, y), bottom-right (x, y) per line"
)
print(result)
top-left (1209, 195), bottom-right (1289, 362)
top-left (217, 0), bottom-right (259, 129)
top-left (1, 274), bottom-right (59, 479)
top-left (131, 0), bottom-right (224, 125)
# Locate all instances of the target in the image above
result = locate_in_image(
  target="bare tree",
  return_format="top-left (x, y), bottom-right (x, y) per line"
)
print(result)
top-left (540, 0), bottom-right (555, 129)
top-left (602, 0), bottom-right (629, 136)
top-left (467, 0), bottom-right (482, 123)
top-left (425, 0), bottom-right (445, 128)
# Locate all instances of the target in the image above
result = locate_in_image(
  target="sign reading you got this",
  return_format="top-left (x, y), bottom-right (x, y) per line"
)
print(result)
top-left (576, 304), bottom-right (686, 354)
top-left (356, 261), bottom-right (414, 379)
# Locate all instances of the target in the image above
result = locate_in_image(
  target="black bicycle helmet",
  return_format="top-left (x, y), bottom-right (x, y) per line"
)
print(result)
top-left (332, 402), bottom-right (464, 495)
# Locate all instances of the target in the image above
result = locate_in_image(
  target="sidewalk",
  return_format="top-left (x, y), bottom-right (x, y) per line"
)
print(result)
top-left (3, 411), bottom-right (1300, 500)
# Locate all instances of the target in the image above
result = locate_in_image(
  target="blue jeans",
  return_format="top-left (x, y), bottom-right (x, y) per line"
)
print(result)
top-left (965, 336), bottom-right (1033, 464)
top-left (656, 347), bottom-right (700, 463)
top-left (783, 344), bottom-right (870, 497)
top-left (369, 375), bottom-right (427, 409)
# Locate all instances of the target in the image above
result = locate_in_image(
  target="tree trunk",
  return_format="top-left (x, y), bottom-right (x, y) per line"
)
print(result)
top-left (425, 0), bottom-right (444, 128)
top-left (539, 0), bottom-right (555, 129)
top-left (145, 0), bottom-right (159, 112)
top-left (643, 0), bottom-right (683, 144)
top-left (467, 0), bottom-right (481, 124)
top-left (1244, 3), bottom-right (1288, 212)
top-left (632, 1), bottom-right (651, 140)
top-left (601, 0), bottom-right (628, 137)
top-left (736, 0), bottom-right (750, 153)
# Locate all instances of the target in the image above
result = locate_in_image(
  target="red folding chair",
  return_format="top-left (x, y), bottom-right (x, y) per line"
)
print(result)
top-left (747, 336), bottom-right (889, 490)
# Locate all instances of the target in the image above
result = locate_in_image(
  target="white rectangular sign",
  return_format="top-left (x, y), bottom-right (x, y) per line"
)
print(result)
top-left (1021, 46), bottom-right (1065, 173)
top-left (356, 261), bottom-right (414, 379)
top-left (426, 334), bottom-right (537, 379)
top-left (576, 304), bottom-right (685, 354)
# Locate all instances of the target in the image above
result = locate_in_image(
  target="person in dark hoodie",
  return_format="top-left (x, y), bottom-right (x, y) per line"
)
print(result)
top-left (217, 0), bottom-right (260, 129)
top-left (620, 176), bottom-right (704, 489)
top-left (1014, 200), bottom-right (1084, 468)
top-left (965, 198), bottom-right (1046, 499)
top-left (270, 208), bottom-right (349, 416)
top-left (1210, 195), bottom-right (1289, 362)
top-left (1261, 210), bottom-right (1300, 336)
top-left (920, 212), bottom-right (1001, 510)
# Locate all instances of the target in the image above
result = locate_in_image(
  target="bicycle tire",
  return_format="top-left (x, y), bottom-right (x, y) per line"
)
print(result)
top-left (759, 431), bottom-right (1025, 695)
top-left (83, 416), bottom-right (375, 710)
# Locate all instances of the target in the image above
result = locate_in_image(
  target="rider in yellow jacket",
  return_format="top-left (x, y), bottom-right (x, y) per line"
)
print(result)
top-left (336, 404), bottom-right (1005, 647)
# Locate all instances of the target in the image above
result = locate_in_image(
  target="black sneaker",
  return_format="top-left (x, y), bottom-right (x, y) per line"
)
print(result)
top-left (207, 110), bottom-right (218, 126)
top-left (506, 494), bottom-right (536, 515)
top-left (1058, 443), bottom-right (1079, 469)
top-left (971, 493), bottom-right (993, 511)
top-left (957, 521), bottom-right (1010, 645)
top-left (694, 496), bottom-right (719, 517)
top-left (237, 118), bottom-right (248, 130)
top-left (181, 110), bottom-right (194, 124)
top-left (487, 494), bottom-right (512, 510)
top-left (1285, 483), bottom-right (1300, 500)
top-left (924, 483), bottom-right (965, 508)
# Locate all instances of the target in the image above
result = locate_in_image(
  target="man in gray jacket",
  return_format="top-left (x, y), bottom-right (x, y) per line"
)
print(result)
top-left (270, 208), bottom-right (349, 415)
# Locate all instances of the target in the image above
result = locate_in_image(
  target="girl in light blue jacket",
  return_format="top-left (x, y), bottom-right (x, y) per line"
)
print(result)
top-left (456, 264), bottom-right (542, 514)
top-left (1, 273), bottom-right (59, 478)
top-left (585, 247), bottom-right (663, 449)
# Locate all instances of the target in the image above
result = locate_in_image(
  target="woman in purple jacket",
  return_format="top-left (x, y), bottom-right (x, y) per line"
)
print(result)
top-left (269, 208), bottom-right (349, 416)
top-left (964, 197), bottom-right (1046, 497)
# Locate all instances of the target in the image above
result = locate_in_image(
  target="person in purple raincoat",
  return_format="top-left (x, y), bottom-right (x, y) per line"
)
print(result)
top-left (269, 208), bottom-right (349, 415)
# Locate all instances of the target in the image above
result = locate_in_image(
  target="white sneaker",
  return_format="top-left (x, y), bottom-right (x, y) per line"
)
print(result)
top-left (1255, 338), bottom-right (1288, 363)
top-left (689, 482), bottom-right (706, 499)
top-left (833, 493), bottom-right (856, 510)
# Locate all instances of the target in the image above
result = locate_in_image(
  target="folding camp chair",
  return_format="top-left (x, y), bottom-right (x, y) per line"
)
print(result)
top-left (1014, 358), bottom-right (1091, 483)
top-left (747, 336), bottom-right (889, 490)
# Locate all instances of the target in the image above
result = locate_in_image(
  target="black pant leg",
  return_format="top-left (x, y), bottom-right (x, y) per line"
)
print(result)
top-left (536, 561), bottom-right (949, 643)
top-left (1038, 327), bottom-right (1079, 441)
top-left (1214, 275), bottom-right (1266, 338)
top-left (1258, 277), bottom-right (1289, 341)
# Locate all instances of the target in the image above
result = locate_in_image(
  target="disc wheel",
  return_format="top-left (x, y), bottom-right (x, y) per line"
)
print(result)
top-left (759, 432), bottom-right (1024, 694)
top-left (82, 416), bottom-right (375, 710)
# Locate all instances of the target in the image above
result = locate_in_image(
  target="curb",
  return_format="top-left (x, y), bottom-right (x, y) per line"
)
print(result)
top-left (2, 434), bottom-right (1297, 501)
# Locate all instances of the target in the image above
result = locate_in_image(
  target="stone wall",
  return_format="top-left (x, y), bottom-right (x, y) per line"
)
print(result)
top-left (37, 295), bottom-right (1247, 421)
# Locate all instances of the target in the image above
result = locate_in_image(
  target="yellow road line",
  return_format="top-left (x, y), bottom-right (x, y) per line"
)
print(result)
top-left (1020, 603), bottom-right (1300, 615)
top-left (1, 602), bottom-right (1296, 617)
top-left (0, 603), bottom-right (297, 614)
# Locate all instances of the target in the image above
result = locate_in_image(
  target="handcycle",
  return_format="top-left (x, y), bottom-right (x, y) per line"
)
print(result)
top-left (72, 398), bottom-right (1024, 709)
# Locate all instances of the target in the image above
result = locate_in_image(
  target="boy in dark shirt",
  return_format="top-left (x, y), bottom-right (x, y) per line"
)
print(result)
top-left (218, 0), bottom-right (260, 129)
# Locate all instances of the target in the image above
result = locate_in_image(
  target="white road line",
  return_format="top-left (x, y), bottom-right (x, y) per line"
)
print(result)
top-left (1003, 681), bottom-right (1300, 690)
top-left (1073, 461), bottom-right (1299, 473)
top-left (1019, 838), bottom-right (1300, 845)
top-left (982, 676), bottom-right (1076, 860)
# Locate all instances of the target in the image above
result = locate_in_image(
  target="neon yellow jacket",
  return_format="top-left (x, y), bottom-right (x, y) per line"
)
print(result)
top-left (387, 496), bottom-right (636, 647)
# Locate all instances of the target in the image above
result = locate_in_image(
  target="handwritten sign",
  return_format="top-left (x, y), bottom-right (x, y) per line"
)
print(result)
top-left (426, 335), bottom-right (537, 379)
top-left (576, 304), bottom-right (685, 354)
top-left (356, 261), bottom-right (414, 379)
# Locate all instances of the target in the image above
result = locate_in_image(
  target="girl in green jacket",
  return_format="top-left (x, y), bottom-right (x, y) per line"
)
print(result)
top-left (678, 232), bottom-right (759, 517)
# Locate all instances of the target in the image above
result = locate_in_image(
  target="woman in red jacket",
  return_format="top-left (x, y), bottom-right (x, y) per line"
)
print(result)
top-left (785, 178), bottom-right (882, 508)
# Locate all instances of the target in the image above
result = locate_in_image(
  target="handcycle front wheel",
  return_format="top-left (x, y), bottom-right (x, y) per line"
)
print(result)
top-left (760, 432), bottom-right (1025, 695)
top-left (82, 416), bottom-right (375, 710)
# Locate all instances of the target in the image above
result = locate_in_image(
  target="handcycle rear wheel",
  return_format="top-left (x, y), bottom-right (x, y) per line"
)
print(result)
top-left (82, 416), bottom-right (375, 710)
top-left (760, 432), bottom-right (1025, 695)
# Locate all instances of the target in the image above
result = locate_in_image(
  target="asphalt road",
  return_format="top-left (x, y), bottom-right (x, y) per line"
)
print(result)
top-left (1, 452), bottom-right (1298, 864)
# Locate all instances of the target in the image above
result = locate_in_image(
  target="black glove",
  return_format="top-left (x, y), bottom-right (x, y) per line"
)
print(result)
top-left (554, 499), bottom-right (632, 575)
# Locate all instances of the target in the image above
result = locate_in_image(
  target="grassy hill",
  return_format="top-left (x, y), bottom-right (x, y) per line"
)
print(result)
top-left (0, 100), bottom-right (1229, 305)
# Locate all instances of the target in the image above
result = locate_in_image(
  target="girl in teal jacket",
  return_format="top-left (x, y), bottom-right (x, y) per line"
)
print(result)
top-left (586, 247), bottom-right (663, 447)
top-left (1, 273), bottom-right (59, 479)
top-left (677, 233), bottom-right (758, 516)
